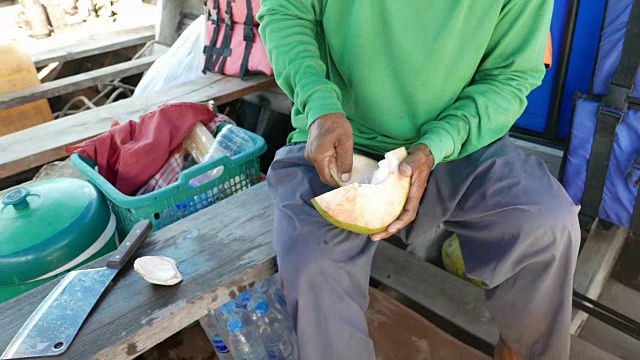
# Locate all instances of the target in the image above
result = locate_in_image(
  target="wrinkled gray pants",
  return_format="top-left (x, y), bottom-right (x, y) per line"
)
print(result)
top-left (266, 136), bottom-right (580, 359)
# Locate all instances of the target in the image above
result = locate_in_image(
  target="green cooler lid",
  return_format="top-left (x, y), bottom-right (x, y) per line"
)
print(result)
top-left (0, 178), bottom-right (112, 286)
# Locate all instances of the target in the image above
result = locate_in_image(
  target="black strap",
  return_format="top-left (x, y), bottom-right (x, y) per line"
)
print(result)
top-left (203, 0), bottom-right (221, 74)
top-left (239, 0), bottom-right (254, 79)
top-left (579, 108), bottom-right (620, 232)
top-left (609, 0), bottom-right (640, 103)
top-left (213, 0), bottom-right (234, 73)
top-left (579, 0), bottom-right (640, 233)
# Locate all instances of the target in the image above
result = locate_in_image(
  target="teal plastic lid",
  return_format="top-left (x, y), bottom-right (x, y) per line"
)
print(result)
top-left (0, 178), bottom-right (112, 286)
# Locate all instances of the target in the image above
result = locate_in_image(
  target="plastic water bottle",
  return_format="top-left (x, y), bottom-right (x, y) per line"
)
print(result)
top-left (258, 276), bottom-right (292, 323)
top-left (210, 332), bottom-right (234, 360)
top-left (199, 312), bottom-right (234, 360)
top-left (187, 125), bottom-right (253, 188)
top-left (215, 300), bottom-right (239, 325)
top-left (207, 124), bottom-right (254, 158)
top-left (235, 290), bottom-right (253, 309)
top-left (252, 278), bottom-right (271, 297)
top-left (250, 298), bottom-right (298, 360)
top-left (226, 317), bottom-right (269, 360)
top-left (271, 284), bottom-right (291, 323)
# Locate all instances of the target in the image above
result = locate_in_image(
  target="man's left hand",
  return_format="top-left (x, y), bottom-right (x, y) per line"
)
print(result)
top-left (370, 144), bottom-right (435, 241)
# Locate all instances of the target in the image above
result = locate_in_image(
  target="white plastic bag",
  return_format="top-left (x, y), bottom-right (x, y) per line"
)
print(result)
top-left (133, 15), bottom-right (207, 97)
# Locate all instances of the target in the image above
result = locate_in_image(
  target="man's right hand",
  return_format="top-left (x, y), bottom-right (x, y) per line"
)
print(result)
top-left (305, 113), bottom-right (354, 188)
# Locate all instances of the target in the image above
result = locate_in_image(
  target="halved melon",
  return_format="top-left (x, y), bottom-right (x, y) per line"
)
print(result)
top-left (330, 153), bottom-right (380, 186)
top-left (312, 147), bottom-right (410, 235)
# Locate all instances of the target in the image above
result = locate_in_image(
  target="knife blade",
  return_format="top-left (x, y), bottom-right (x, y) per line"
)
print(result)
top-left (1, 220), bottom-right (153, 359)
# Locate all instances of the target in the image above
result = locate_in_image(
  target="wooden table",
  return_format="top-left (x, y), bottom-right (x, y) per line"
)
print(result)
top-left (0, 182), bottom-right (277, 359)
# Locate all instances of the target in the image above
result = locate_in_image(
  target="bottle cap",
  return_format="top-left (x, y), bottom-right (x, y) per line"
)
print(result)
top-left (227, 317), bottom-right (243, 334)
top-left (220, 300), bottom-right (235, 314)
top-left (236, 290), bottom-right (252, 306)
top-left (252, 299), bottom-right (269, 316)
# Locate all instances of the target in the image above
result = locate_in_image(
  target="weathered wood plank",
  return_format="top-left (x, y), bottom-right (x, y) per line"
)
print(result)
top-left (180, 0), bottom-right (205, 18)
top-left (0, 74), bottom-right (277, 178)
top-left (371, 241), bottom-right (500, 352)
top-left (30, 25), bottom-right (157, 68)
top-left (155, 0), bottom-right (183, 46)
top-left (367, 287), bottom-right (491, 360)
top-left (0, 55), bottom-right (161, 111)
top-left (0, 182), bottom-right (277, 359)
top-left (571, 226), bottom-right (627, 335)
top-left (372, 239), bottom-right (621, 359)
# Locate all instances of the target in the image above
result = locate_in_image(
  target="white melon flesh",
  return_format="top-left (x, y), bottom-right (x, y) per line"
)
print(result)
top-left (330, 154), bottom-right (380, 186)
top-left (312, 147), bottom-right (410, 234)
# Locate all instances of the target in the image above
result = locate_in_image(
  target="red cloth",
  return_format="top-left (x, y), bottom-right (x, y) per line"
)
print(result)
top-left (66, 102), bottom-right (215, 195)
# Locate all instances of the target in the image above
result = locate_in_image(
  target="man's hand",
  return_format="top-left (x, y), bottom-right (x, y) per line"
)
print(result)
top-left (371, 144), bottom-right (434, 241)
top-left (305, 113), bottom-right (354, 187)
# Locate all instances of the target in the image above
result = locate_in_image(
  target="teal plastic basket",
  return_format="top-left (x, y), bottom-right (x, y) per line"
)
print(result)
top-left (71, 124), bottom-right (267, 239)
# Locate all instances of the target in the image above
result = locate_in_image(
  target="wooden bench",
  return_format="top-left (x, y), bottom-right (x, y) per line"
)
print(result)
top-left (28, 25), bottom-right (158, 68)
top-left (0, 6), bottom-right (159, 114)
top-left (0, 0), bottom-right (277, 182)
top-left (0, 73), bottom-right (276, 179)
top-left (0, 53), bottom-right (163, 111)
top-left (0, 183), bottom-right (621, 359)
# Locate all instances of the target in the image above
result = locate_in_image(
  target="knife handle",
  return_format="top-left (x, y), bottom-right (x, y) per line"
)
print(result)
top-left (107, 220), bottom-right (153, 269)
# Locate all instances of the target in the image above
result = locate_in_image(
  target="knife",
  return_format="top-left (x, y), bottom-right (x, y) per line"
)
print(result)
top-left (1, 220), bottom-right (153, 359)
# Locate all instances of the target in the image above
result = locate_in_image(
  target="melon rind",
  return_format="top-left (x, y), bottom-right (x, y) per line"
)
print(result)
top-left (311, 198), bottom-right (388, 234)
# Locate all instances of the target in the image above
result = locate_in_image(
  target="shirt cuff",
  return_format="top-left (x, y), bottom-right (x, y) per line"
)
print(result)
top-left (305, 89), bottom-right (345, 127)
top-left (415, 123), bottom-right (457, 167)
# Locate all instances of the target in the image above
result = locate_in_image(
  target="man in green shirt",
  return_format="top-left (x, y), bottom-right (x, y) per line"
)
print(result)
top-left (258, 1), bottom-right (580, 359)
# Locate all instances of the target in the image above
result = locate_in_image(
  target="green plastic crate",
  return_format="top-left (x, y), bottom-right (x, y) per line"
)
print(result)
top-left (71, 124), bottom-right (267, 239)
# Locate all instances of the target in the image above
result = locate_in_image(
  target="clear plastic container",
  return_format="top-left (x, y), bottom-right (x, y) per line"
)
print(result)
top-left (209, 275), bottom-right (299, 360)
top-left (183, 122), bottom-right (216, 164)
top-left (187, 124), bottom-right (256, 188)
top-left (250, 299), bottom-right (298, 360)
top-left (199, 312), bottom-right (234, 360)
top-left (207, 124), bottom-right (255, 159)
top-left (226, 317), bottom-right (269, 360)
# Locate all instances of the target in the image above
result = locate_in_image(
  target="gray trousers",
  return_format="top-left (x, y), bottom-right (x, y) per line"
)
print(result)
top-left (266, 136), bottom-right (580, 360)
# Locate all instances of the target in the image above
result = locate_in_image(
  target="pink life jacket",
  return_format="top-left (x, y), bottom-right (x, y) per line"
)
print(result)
top-left (203, 0), bottom-right (273, 78)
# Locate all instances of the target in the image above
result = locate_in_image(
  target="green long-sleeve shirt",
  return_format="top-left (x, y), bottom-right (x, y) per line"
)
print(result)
top-left (257, 0), bottom-right (552, 166)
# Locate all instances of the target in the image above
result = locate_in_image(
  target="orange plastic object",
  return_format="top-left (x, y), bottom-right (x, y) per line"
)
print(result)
top-left (544, 32), bottom-right (553, 70)
top-left (0, 41), bottom-right (53, 136)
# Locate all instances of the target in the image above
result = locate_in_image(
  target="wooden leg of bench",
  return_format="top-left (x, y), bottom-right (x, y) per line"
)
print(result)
top-left (155, 0), bottom-right (182, 47)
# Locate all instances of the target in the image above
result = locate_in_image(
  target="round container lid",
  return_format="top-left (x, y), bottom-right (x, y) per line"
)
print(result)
top-left (0, 178), bottom-right (112, 286)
